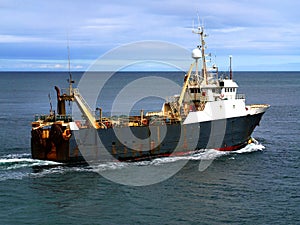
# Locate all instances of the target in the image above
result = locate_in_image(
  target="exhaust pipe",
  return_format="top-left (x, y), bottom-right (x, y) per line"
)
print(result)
top-left (54, 86), bottom-right (66, 115)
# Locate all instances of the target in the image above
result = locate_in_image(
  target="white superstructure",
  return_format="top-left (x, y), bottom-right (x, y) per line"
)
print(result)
top-left (152, 26), bottom-right (269, 124)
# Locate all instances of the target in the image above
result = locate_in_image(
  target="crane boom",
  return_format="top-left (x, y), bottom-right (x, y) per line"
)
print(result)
top-left (177, 62), bottom-right (195, 113)
top-left (73, 91), bottom-right (100, 129)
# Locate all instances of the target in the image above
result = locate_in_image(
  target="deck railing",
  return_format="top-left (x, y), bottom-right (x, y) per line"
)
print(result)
top-left (236, 94), bottom-right (245, 99)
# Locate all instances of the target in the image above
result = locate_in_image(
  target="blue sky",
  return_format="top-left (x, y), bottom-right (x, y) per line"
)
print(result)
top-left (0, 0), bottom-right (299, 71)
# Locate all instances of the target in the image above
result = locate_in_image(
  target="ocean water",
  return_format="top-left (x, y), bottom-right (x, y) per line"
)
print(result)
top-left (0, 71), bottom-right (299, 224)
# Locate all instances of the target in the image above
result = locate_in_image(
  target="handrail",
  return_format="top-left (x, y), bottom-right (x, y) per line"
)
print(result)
top-left (236, 94), bottom-right (245, 99)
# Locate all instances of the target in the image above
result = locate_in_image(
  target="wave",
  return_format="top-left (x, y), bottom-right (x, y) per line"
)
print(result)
top-left (0, 154), bottom-right (62, 170)
top-left (90, 140), bottom-right (265, 174)
top-left (0, 153), bottom-right (63, 181)
top-left (234, 139), bottom-right (265, 153)
top-left (0, 141), bottom-right (265, 181)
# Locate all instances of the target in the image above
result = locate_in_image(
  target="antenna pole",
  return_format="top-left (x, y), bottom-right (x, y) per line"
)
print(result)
top-left (48, 93), bottom-right (53, 114)
top-left (67, 43), bottom-right (74, 96)
top-left (192, 22), bottom-right (208, 85)
top-left (229, 55), bottom-right (233, 80)
top-left (197, 27), bottom-right (208, 85)
top-left (67, 32), bottom-right (71, 75)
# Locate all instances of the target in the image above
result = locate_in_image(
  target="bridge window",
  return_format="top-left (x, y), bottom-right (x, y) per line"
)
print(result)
top-left (224, 88), bottom-right (236, 92)
top-left (190, 88), bottom-right (200, 93)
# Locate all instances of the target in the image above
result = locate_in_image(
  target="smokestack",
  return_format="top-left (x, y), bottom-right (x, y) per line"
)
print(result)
top-left (96, 107), bottom-right (102, 123)
top-left (54, 86), bottom-right (66, 115)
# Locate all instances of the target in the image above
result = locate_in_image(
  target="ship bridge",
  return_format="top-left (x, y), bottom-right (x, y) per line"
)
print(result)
top-left (219, 79), bottom-right (240, 100)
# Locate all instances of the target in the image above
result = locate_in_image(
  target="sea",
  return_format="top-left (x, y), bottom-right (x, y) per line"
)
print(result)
top-left (0, 71), bottom-right (299, 225)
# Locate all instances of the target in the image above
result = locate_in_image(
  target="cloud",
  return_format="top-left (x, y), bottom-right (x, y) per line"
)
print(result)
top-left (213, 27), bottom-right (246, 33)
top-left (0, 34), bottom-right (49, 43)
top-left (0, 58), bottom-right (89, 71)
top-left (0, 0), bottom-right (299, 70)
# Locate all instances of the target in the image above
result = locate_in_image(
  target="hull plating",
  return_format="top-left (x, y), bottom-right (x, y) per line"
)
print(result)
top-left (69, 112), bottom-right (264, 162)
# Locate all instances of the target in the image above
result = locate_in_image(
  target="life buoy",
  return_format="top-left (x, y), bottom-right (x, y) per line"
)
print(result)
top-left (62, 129), bottom-right (71, 140)
top-left (142, 119), bottom-right (148, 126)
top-left (104, 121), bottom-right (112, 128)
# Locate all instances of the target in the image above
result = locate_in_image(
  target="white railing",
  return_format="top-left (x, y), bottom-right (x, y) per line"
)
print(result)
top-left (236, 94), bottom-right (245, 99)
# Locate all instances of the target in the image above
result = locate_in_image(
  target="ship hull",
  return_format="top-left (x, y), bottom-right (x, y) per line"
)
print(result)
top-left (49, 111), bottom-right (265, 163)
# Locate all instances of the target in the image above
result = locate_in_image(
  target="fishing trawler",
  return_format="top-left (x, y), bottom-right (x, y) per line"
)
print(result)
top-left (31, 26), bottom-right (269, 162)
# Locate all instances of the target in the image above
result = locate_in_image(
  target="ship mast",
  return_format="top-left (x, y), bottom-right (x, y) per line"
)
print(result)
top-left (193, 26), bottom-right (208, 85)
top-left (67, 45), bottom-right (74, 96)
top-left (229, 55), bottom-right (233, 80)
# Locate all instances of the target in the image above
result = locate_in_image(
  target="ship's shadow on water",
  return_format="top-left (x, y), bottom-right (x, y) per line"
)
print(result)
top-left (0, 141), bottom-right (265, 182)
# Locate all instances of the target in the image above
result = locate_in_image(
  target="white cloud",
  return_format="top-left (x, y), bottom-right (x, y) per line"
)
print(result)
top-left (212, 27), bottom-right (246, 34)
top-left (0, 34), bottom-right (46, 43)
top-left (0, 58), bottom-right (90, 71)
top-left (0, 0), bottom-right (299, 70)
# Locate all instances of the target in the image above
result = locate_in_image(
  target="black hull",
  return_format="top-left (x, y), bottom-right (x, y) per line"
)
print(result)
top-left (68, 112), bottom-right (264, 162)
top-left (31, 112), bottom-right (264, 163)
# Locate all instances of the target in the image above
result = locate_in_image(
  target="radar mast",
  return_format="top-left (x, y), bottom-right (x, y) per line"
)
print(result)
top-left (193, 26), bottom-right (208, 85)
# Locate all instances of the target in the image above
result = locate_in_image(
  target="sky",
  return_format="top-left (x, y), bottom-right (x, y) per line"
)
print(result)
top-left (0, 0), bottom-right (300, 71)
